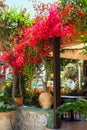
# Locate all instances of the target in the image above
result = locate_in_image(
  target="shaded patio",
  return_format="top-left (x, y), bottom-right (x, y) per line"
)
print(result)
top-left (52, 40), bottom-right (87, 128)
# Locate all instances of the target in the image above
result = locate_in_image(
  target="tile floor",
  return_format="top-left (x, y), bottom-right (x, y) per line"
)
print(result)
top-left (46, 120), bottom-right (87, 130)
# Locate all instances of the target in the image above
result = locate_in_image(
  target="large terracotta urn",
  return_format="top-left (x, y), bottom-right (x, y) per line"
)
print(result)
top-left (39, 92), bottom-right (54, 109)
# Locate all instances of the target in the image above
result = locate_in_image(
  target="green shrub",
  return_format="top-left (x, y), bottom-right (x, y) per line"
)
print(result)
top-left (57, 98), bottom-right (87, 119)
top-left (0, 91), bottom-right (17, 112)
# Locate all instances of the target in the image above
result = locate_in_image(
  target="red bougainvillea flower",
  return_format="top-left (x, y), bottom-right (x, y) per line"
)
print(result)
top-left (15, 54), bottom-right (24, 67)
top-left (1, 1), bottom-right (85, 74)
top-left (0, 52), bottom-right (10, 61)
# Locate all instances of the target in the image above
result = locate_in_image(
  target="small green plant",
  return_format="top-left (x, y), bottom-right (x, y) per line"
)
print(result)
top-left (5, 77), bottom-right (13, 87)
top-left (0, 102), bottom-right (17, 112)
top-left (14, 93), bottom-right (22, 98)
top-left (56, 98), bottom-right (87, 119)
top-left (24, 89), bottom-right (39, 106)
top-left (0, 91), bottom-right (17, 112)
top-left (0, 7), bottom-right (32, 41)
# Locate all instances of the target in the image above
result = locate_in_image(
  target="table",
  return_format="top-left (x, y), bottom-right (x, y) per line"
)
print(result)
top-left (61, 95), bottom-right (87, 99)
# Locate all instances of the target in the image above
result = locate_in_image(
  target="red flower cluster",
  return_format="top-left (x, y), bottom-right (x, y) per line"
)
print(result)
top-left (1, 2), bottom-right (84, 74)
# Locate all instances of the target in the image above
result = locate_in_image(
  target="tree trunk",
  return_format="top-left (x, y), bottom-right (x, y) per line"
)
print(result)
top-left (42, 81), bottom-right (48, 92)
top-left (19, 75), bottom-right (23, 96)
top-left (12, 74), bottom-right (23, 98)
top-left (12, 74), bottom-right (18, 98)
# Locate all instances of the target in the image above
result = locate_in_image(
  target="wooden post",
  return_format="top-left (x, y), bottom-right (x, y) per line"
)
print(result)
top-left (53, 37), bottom-right (61, 128)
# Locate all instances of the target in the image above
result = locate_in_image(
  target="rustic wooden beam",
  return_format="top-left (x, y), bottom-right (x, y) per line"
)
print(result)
top-left (53, 37), bottom-right (61, 128)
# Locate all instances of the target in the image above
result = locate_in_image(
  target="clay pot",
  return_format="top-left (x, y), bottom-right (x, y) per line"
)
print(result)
top-left (39, 92), bottom-right (54, 109)
top-left (14, 97), bottom-right (23, 106)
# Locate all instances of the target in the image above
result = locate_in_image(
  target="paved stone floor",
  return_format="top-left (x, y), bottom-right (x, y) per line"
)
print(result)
top-left (46, 120), bottom-right (87, 130)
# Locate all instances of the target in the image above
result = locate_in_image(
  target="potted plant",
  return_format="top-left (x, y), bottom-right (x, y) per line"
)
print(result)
top-left (0, 7), bottom-right (33, 104)
top-left (37, 57), bottom-right (54, 109)
top-left (21, 56), bottom-right (54, 109)
top-left (14, 93), bottom-right (23, 106)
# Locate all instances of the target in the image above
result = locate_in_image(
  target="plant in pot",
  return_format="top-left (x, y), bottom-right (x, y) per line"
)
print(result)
top-left (14, 93), bottom-right (23, 107)
top-left (0, 7), bottom-right (33, 105)
top-left (12, 74), bottom-right (24, 106)
top-left (36, 57), bottom-right (54, 109)
top-left (20, 55), bottom-right (54, 108)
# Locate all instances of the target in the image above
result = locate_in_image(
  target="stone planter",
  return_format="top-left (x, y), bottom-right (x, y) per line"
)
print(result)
top-left (39, 92), bottom-right (54, 109)
top-left (0, 111), bottom-right (17, 130)
top-left (14, 107), bottom-right (54, 130)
